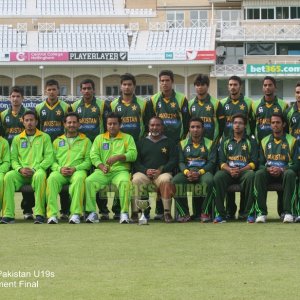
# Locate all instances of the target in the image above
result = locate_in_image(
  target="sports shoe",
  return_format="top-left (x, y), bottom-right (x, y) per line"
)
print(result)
top-left (100, 213), bottom-right (109, 221)
top-left (130, 212), bottom-right (139, 223)
top-left (255, 215), bottom-right (267, 223)
top-left (213, 216), bottom-right (226, 223)
top-left (226, 213), bottom-right (235, 220)
top-left (86, 212), bottom-right (99, 223)
top-left (153, 214), bottom-right (164, 221)
top-left (69, 214), bottom-right (80, 224)
top-left (24, 213), bottom-right (34, 220)
top-left (177, 215), bottom-right (191, 223)
top-left (113, 213), bottom-right (120, 220)
top-left (34, 215), bottom-right (45, 224)
top-left (60, 213), bottom-right (69, 221)
top-left (247, 216), bottom-right (255, 223)
top-left (201, 213), bottom-right (211, 223)
top-left (47, 216), bottom-right (58, 224)
top-left (295, 216), bottom-right (300, 223)
top-left (0, 217), bottom-right (15, 224)
top-left (120, 212), bottom-right (130, 224)
top-left (163, 213), bottom-right (173, 223)
top-left (283, 214), bottom-right (293, 223)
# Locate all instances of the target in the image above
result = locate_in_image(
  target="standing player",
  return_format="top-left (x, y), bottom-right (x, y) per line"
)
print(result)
top-left (189, 74), bottom-right (224, 141)
top-left (254, 113), bottom-right (298, 223)
top-left (220, 76), bottom-right (254, 219)
top-left (35, 79), bottom-right (71, 219)
top-left (0, 135), bottom-right (10, 217)
top-left (252, 76), bottom-right (289, 217)
top-left (0, 111), bottom-right (53, 224)
top-left (85, 113), bottom-right (137, 224)
top-left (46, 112), bottom-right (92, 224)
top-left (71, 79), bottom-right (107, 218)
top-left (0, 86), bottom-right (34, 219)
top-left (145, 70), bottom-right (190, 219)
top-left (104, 73), bottom-right (147, 219)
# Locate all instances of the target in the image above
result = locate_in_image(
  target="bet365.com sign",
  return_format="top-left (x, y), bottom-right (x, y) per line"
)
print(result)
top-left (247, 64), bottom-right (300, 74)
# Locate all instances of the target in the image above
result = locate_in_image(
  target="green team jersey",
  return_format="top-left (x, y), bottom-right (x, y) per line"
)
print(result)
top-left (71, 97), bottom-right (105, 142)
top-left (220, 95), bottom-right (253, 137)
top-left (188, 94), bottom-right (225, 140)
top-left (0, 136), bottom-right (10, 174)
top-left (51, 133), bottom-right (92, 172)
top-left (218, 134), bottom-right (258, 170)
top-left (252, 96), bottom-right (288, 142)
top-left (90, 131), bottom-right (137, 173)
top-left (134, 135), bottom-right (178, 174)
top-left (259, 133), bottom-right (298, 172)
top-left (35, 99), bottom-right (70, 141)
top-left (0, 105), bottom-right (28, 145)
top-left (178, 137), bottom-right (216, 174)
top-left (146, 90), bottom-right (189, 143)
top-left (110, 95), bottom-right (146, 142)
top-left (11, 129), bottom-right (53, 172)
top-left (285, 102), bottom-right (300, 141)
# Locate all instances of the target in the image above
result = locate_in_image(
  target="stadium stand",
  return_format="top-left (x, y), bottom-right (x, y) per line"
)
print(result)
top-left (0, 25), bottom-right (27, 52)
top-left (0, 0), bottom-right (26, 15)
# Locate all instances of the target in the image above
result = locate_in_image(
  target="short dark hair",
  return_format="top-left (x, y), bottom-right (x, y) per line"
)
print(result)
top-left (263, 76), bottom-right (276, 88)
top-left (64, 112), bottom-right (80, 123)
top-left (120, 73), bottom-right (136, 86)
top-left (45, 79), bottom-right (59, 89)
top-left (228, 76), bottom-right (242, 86)
top-left (232, 113), bottom-right (247, 125)
top-left (296, 81), bottom-right (300, 88)
top-left (159, 70), bottom-right (174, 82)
top-left (106, 112), bottom-right (122, 124)
top-left (149, 116), bottom-right (164, 126)
top-left (189, 116), bottom-right (204, 127)
top-left (22, 110), bottom-right (37, 120)
top-left (10, 86), bottom-right (24, 97)
top-left (194, 74), bottom-right (210, 87)
top-left (80, 79), bottom-right (95, 90)
top-left (271, 113), bottom-right (285, 124)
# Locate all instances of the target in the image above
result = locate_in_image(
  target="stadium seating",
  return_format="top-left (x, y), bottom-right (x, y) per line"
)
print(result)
top-left (0, 25), bottom-right (27, 51)
top-left (0, 0), bottom-right (26, 15)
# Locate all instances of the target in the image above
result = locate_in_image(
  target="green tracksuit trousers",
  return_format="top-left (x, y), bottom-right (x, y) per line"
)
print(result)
top-left (214, 170), bottom-right (255, 218)
top-left (46, 170), bottom-right (87, 218)
top-left (3, 169), bottom-right (47, 218)
top-left (85, 169), bottom-right (131, 213)
top-left (0, 173), bottom-right (4, 213)
top-left (254, 168), bottom-right (297, 215)
top-left (172, 172), bottom-right (213, 217)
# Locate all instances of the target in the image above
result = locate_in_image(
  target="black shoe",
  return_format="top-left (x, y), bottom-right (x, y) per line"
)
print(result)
top-left (34, 215), bottom-right (45, 224)
top-left (0, 217), bottom-right (15, 224)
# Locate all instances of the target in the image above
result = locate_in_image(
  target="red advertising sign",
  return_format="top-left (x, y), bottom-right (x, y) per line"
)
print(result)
top-left (10, 52), bottom-right (69, 62)
top-left (186, 50), bottom-right (216, 61)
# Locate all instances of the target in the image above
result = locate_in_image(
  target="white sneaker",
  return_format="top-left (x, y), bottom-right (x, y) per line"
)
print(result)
top-left (47, 216), bottom-right (58, 224)
top-left (283, 214), bottom-right (293, 223)
top-left (120, 212), bottom-right (129, 224)
top-left (69, 214), bottom-right (80, 224)
top-left (255, 215), bottom-right (267, 223)
top-left (295, 216), bottom-right (300, 223)
top-left (24, 213), bottom-right (34, 220)
top-left (85, 212), bottom-right (99, 223)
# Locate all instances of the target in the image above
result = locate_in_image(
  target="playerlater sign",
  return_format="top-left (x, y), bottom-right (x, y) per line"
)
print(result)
top-left (69, 52), bottom-right (128, 61)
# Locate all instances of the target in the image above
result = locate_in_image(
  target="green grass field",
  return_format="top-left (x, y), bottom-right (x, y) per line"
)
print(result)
top-left (1, 192), bottom-right (300, 300)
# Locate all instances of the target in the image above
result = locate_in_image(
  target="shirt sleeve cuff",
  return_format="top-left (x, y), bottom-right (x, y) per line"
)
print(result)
top-left (248, 163), bottom-right (255, 170)
top-left (183, 169), bottom-right (189, 175)
top-left (198, 169), bottom-right (205, 175)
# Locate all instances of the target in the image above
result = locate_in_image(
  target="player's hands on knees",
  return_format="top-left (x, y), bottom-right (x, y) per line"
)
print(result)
top-left (19, 167), bottom-right (34, 178)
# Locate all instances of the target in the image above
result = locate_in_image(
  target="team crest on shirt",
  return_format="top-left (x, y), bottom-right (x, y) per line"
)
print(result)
top-left (56, 110), bottom-right (62, 116)
top-left (103, 143), bottom-right (109, 150)
top-left (228, 144), bottom-right (233, 150)
top-left (200, 146), bottom-right (205, 152)
top-left (205, 105), bottom-right (211, 111)
top-left (292, 117), bottom-right (297, 124)
top-left (170, 102), bottom-right (176, 108)
top-left (282, 143), bottom-right (287, 149)
top-left (191, 105), bottom-right (196, 112)
top-left (268, 143), bottom-right (272, 149)
top-left (161, 147), bottom-right (167, 154)
top-left (42, 110), bottom-right (47, 116)
top-left (186, 146), bottom-right (191, 152)
top-left (117, 106), bottom-right (122, 112)
top-left (91, 106), bottom-right (97, 112)
top-left (59, 140), bottom-right (65, 147)
top-left (225, 104), bottom-right (229, 110)
top-left (273, 107), bottom-right (279, 113)
top-left (240, 104), bottom-right (245, 110)
top-left (132, 105), bottom-right (137, 111)
top-left (242, 144), bottom-right (247, 151)
top-left (77, 107), bottom-right (82, 114)
top-left (258, 107), bottom-right (264, 113)
top-left (21, 141), bottom-right (27, 148)
top-left (5, 116), bottom-right (10, 122)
